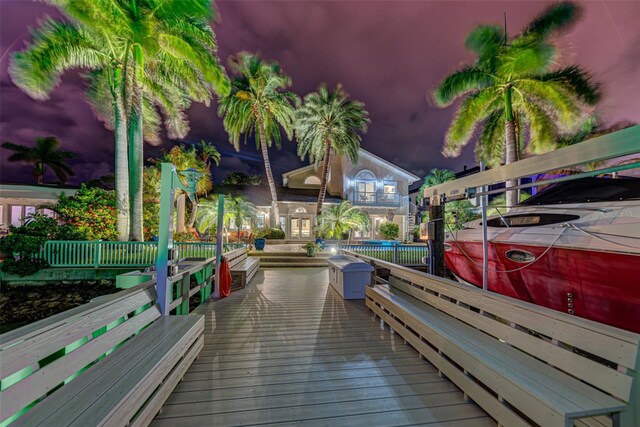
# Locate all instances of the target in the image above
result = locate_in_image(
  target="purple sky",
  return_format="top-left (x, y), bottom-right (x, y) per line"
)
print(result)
top-left (1, 0), bottom-right (639, 185)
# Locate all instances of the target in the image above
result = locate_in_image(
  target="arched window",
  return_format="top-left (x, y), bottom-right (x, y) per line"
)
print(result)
top-left (355, 170), bottom-right (376, 181)
top-left (294, 207), bottom-right (307, 213)
top-left (303, 175), bottom-right (321, 185)
top-left (354, 170), bottom-right (376, 204)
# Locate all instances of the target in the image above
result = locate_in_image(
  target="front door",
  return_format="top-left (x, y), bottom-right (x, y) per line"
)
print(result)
top-left (290, 216), bottom-right (312, 240)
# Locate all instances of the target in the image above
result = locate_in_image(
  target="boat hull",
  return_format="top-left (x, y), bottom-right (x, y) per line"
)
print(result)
top-left (445, 241), bottom-right (640, 332)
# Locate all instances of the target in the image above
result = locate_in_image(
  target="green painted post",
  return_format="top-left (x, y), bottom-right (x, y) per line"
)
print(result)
top-left (156, 163), bottom-right (176, 315)
top-left (94, 240), bottom-right (101, 268)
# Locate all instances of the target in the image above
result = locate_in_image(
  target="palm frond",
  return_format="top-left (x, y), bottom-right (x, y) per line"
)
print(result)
top-left (433, 66), bottom-right (493, 107)
top-left (524, 1), bottom-right (582, 37)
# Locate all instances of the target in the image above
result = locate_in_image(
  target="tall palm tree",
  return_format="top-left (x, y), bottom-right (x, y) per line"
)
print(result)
top-left (295, 84), bottom-right (370, 216)
top-left (10, 0), bottom-right (229, 241)
top-left (2, 136), bottom-right (75, 184)
top-left (433, 1), bottom-right (599, 208)
top-left (218, 52), bottom-right (298, 226)
top-left (317, 201), bottom-right (371, 243)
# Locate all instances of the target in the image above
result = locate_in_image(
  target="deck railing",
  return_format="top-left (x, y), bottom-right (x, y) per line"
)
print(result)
top-left (338, 244), bottom-right (428, 265)
top-left (38, 240), bottom-right (245, 268)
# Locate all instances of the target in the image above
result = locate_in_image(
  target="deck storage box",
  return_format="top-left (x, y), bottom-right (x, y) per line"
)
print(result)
top-left (328, 255), bottom-right (374, 299)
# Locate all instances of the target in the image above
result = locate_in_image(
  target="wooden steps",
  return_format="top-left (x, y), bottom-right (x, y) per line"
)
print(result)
top-left (249, 251), bottom-right (331, 269)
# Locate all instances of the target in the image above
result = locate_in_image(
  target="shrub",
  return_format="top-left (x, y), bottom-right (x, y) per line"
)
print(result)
top-left (253, 228), bottom-right (285, 239)
top-left (0, 214), bottom-right (84, 276)
top-left (56, 184), bottom-right (117, 240)
top-left (379, 222), bottom-right (399, 240)
top-left (173, 231), bottom-right (199, 242)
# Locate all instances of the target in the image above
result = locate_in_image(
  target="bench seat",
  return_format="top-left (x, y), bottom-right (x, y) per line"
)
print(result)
top-left (230, 256), bottom-right (260, 290)
top-left (368, 285), bottom-right (628, 427)
top-left (12, 314), bottom-right (204, 427)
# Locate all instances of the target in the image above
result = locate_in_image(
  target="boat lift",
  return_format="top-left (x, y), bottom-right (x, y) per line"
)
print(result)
top-left (422, 125), bottom-right (640, 287)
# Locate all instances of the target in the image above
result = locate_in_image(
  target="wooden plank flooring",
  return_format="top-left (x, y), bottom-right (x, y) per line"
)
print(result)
top-left (152, 268), bottom-right (495, 427)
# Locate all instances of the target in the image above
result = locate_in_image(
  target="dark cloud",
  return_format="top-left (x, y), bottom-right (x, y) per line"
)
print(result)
top-left (1, 0), bottom-right (639, 185)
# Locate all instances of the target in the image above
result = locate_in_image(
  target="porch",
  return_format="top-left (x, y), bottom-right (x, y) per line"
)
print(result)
top-left (151, 268), bottom-right (493, 426)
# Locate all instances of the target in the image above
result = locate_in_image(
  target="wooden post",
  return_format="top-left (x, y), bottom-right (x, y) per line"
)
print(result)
top-left (428, 195), bottom-right (445, 277)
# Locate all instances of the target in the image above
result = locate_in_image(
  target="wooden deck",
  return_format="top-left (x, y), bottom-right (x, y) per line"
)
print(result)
top-left (152, 268), bottom-right (495, 426)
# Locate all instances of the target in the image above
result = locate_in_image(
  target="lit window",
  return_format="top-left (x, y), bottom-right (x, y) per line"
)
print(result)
top-left (25, 206), bottom-right (36, 217)
top-left (303, 175), bottom-right (321, 185)
top-left (383, 181), bottom-right (397, 194)
top-left (255, 214), bottom-right (265, 228)
top-left (279, 216), bottom-right (286, 230)
top-left (294, 207), bottom-right (307, 213)
top-left (42, 208), bottom-right (56, 218)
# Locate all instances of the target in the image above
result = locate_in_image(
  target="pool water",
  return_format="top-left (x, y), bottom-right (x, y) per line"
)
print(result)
top-left (361, 240), bottom-right (402, 246)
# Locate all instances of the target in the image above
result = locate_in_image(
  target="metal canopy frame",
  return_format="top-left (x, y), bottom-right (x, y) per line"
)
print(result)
top-left (423, 125), bottom-right (640, 201)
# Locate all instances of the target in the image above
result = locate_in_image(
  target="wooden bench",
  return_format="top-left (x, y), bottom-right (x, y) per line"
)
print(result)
top-left (225, 247), bottom-right (259, 291)
top-left (363, 260), bottom-right (640, 427)
top-left (0, 281), bottom-right (204, 426)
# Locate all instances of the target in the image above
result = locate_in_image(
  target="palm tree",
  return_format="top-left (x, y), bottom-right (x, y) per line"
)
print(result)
top-left (159, 142), bottom-right (220, 229)
top-left (295, 84), bottom-right (370, 216)
top-left (433, 1), bottom-right (599, 208)
top-left (317, 201), bottom-right (371, 243)
top-left (10, 0), bottom-right (229, 241)
top-left (218, 52), bottom-right (298, 226)
top-left (2, 136), bottom-right (75, 184)
top-left (226, 196), bottom-right (258, 240)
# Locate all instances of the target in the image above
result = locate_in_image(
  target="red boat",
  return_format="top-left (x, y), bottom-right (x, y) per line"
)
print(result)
top-left (445, 177), bottom-right (640, 332)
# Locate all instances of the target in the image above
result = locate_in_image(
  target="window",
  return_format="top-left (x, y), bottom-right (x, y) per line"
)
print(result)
top-left (303, 175), bottom-right (321, 185)
top-left (294, 207), bottom-right (307, 213)
top-left (383, 181), bottom-right (397, 194)
top-left (354, 170), bottom-right (376, 204)
top-left (255, 214), bottom-right (265, 228)
top-left (42, 208), bottom-right (56, 219)
top-left (25, 206), bottom-right (36, 217)
top-left (279, 216), bottom-right (286, 230)
top-left (10, 206), bottom-right (22, 227)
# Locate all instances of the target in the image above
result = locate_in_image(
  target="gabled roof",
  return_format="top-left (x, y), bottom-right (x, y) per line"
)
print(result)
top-left (358, 149), bottom-right (420, 183)
top-left (211, 184), bottom-right (342, 206)
top-left (282, 164), bottom-right (317, 185)
top-left (281, 149), bottom-right (420, 185)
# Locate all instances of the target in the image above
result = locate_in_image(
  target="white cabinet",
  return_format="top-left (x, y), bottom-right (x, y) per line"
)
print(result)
top-left (327, 255), bottom-right (374, 299)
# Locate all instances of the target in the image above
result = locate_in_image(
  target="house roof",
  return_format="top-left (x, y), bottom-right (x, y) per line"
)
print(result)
top-left (358, 149), bottom-right (420, 183)
top-left (281, 149), bottom-right (420, 185)
top-left (211, 184), bottom-right (343, 206)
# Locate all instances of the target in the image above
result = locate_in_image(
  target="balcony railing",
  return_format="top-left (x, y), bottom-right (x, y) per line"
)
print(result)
top-left (351, 192), bottom-right (401, 207)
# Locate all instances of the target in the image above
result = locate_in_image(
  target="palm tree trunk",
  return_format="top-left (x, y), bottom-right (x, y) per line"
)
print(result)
top-left (258, 123), bottom-right (279, 227)
top-left (112, 67), bottom-right (129, 242)
top-left (187, 197), bottom-right (198, 229)
top-left (35, 162), bottom-right (44, 185)
top-left (128, 45), bottom-right (144, 241)
top-left (503, 86), bottom-right (518, 209)
top-left (316, 138), bottom-right (331, 217)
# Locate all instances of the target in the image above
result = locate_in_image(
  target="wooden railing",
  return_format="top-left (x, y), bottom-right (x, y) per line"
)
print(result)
top-left (38, 240), bottom-right (245, 268)
top-left (338, 244), bottom-right (428, 265)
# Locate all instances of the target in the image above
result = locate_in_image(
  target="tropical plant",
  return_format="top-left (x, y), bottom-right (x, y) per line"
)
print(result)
top-left (295, 84), bottom-right (370, 215)
top-left (378, 222), bottom-right (400, 240)
top-left (218, 52), bottom-right (298, 225)
top-left (226, 196), bottom-right (258, 240)
top-left (55, 184), bottom-right (118, 240)
top-left (0, 213), bottom-right (84, 276)
top-left (433, 1), bottom-right (599, 208)
top-left (253, 228), bottom-right (285, 240)
top-left (222, 171), bottom-right (263, 185)
top-left (10, 0), bottom-right (230, 241)
top-left (158, 142), bottom-right (220, 229)
top-left (316, 201), bottom-right (370, 242)
top-left (2, 136), bottom-right (75, 184)
top-left (416, 168), bottom-right (456, 204)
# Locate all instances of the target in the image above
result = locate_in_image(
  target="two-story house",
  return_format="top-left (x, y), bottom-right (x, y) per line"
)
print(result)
top-left (239, 149), bottom-right (419, 241)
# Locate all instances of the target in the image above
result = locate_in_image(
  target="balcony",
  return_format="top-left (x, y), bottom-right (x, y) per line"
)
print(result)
top-left (351, 191), bottom-right (401, 207)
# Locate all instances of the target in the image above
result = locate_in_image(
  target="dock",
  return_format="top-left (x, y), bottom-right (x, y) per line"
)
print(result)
top-left (151, 268), bottom-right (493, 426)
